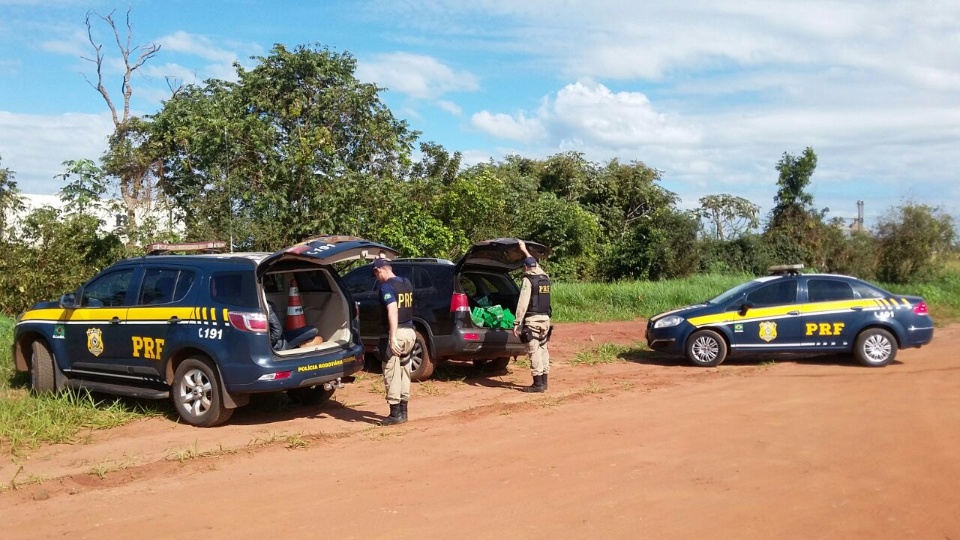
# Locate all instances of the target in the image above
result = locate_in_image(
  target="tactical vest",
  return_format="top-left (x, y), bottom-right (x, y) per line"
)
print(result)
top-left (387, 277), bottom-right (414, 326)
top-left (526, 273), bottom-right (552, 316)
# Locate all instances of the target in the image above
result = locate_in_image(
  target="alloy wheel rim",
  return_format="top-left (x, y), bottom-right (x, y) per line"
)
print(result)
top-left (864, 335), bottom-right (891, 362)
top-left (178, 368), bottom-right (212, 417)
top-left (693, 337), bottom-right (719, 362)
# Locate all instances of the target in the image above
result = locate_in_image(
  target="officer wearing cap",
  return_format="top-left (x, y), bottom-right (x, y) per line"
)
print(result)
top-left (373, 257), bottom-right (416, 424)
top-left (513, 240), bottom-right (552, 393)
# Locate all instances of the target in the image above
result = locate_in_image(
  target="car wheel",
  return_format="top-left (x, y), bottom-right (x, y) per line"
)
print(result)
top-left (30, 340), bottom-right (57, 395)
top-left (288, 385), bottom-right (336, 406)
top-left (686, 329), bottom-right (728, 367)
top-left (854, 328), bottom-right (897, 367)
top-left (172, 357), bottom-right (234, 427)
top-left (409, 330), bottom-right (435, 382)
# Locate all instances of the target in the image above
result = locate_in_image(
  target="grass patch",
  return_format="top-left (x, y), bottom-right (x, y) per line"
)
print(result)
top-left (552, 273), bottom-right (752, 323)
top-left (0, 389), bottom-right (166, 457)
top-left (571, 342), bottom-right (634, 366)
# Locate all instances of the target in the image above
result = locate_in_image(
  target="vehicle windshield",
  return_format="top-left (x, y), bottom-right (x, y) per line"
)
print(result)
top-left (706, 280), bottom-right (762, 305)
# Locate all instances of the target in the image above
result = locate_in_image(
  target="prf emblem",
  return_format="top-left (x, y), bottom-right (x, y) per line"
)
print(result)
top-left (758, 321), bottom-right (777, 342)
top-left (86, 327), bottom-right (105, 357)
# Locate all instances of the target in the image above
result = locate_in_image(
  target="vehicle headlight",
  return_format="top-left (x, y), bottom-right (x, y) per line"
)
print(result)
top-left (654, 315), bottom-right (683, 329)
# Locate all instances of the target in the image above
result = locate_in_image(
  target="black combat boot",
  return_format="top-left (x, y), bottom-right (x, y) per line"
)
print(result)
top-left (523, 374), bottom-right (545, 393)
top-left (381, 402), bottom-right (406, 425)
top-left (541, 373), bottom-right (548, 391)
top-left (399, 400), bottom-right (409, 422)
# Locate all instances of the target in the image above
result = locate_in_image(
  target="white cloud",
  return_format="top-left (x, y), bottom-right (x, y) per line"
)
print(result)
top-left (548, 80), bottom-right (701, 147)
top-left (470, 80), bottom-right (699, 148)
top-left (357, 52), bottom-right (479, 99)
top-left (437, 100), bottom-right (462, 116)
top-left (0, 111), bottom-right (113, 195)
top-left (155, 31), bottom-right (237, 64)
top-left (471, 110), bottom-right (545, 143)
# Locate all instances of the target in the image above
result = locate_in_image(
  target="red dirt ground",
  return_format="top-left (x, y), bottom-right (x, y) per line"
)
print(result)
top-left (2, 320), bottom-right (958, 539)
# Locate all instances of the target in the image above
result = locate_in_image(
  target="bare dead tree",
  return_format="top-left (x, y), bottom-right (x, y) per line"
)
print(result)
top-left (81, 8), bottom-right (160, 243)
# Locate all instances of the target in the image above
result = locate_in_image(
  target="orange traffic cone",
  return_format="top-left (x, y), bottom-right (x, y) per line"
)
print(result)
top-left (285, 283), bottom-right (306, 330)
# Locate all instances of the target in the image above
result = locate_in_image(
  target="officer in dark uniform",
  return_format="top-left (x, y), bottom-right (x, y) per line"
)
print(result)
top-left (373, 258), bottom-right (416, 424)
top-left (513, 240), bottom-right (552, 393)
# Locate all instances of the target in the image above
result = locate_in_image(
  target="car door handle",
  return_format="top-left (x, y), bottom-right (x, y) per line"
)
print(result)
top-left (787, 310), bottom-right (800, 316)
top-left (169, 316), bottom-right (181, 324)
top-left (111, 316), bottom-right (121, 324)
top-left (850, 306), bottom-right (863, 311)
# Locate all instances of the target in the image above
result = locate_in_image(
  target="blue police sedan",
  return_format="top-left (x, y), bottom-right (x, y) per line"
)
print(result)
top-left (645, 265), bottom-right (935, 367)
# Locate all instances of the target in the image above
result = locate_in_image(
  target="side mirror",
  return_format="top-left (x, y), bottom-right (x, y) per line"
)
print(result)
top-left (738, 301), bottom-right (755, 316)
top-left (59, 293), bottom-right (77, 309)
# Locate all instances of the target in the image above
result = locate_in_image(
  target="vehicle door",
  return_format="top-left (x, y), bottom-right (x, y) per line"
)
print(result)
top-left (454, 238), bottom-right (550, 275)
top-left (800, 278), bottom-right (866, 351)
top-left (730, 279), bottom-right (804, 352)
top-left (124, 267), bottom-right (199, 377)
top-left (63, 266), bottom-right (138, 375)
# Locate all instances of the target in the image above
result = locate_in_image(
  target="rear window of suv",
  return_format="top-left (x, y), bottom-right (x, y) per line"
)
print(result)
top-left (211, 271), bottom-right (258, 308)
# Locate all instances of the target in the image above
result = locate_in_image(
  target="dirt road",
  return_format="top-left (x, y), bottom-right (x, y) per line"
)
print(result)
top-left (2, 321), bottom-right (959, 539)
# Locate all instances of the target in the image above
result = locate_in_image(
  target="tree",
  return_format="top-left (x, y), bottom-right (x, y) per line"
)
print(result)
top-left (148, 44), bottom-right (418, 250)
top-left (763, 147), bottom-right (833, 268)
top-left (410, 141), bottom-right (461, 185)
top-left (0, 156), bottom-right (25, 239)
top-left (875, 203), bottom-right (956, 283)
top-left (83, 9), bottom-right (161, 242)
top-left (769, 147), bottom-right (818, 225)
top-left (696, 194), bottom-right (760, 241)
top-left (56, 159), bottom-right (120, 219)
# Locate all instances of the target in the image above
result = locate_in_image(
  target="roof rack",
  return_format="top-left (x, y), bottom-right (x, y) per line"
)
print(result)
top-left (146, 241), bottom-right (228, 256)
top-left (768, 263), bottom-right (804, 276)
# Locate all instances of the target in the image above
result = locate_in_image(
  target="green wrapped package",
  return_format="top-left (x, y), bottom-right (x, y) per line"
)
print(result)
top-left (470, 305), bottom-right (516, 329)
top-left (470, 307), bottom-right (486, 327)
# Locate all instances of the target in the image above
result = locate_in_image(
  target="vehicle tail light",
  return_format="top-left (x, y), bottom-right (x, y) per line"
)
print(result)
top-left (257, 371), bottom-right (291, 381)
top-left (914, 302), bottom-right (929, 315)
top-left (228, 311), bottom-right (268, 332)
top-left (450, 292), bottom-right (470, 313)
top-left (462, 332), bottom-right (480, 341)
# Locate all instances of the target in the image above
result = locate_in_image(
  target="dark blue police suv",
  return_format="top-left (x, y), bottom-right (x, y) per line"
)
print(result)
top-left (12, 236), bottom-right (397, 426)
top-left (646, 265), bottom-right (935, 368)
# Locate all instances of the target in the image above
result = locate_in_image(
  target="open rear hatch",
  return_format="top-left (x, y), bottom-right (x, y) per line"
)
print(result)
top-left (259, 235), bottom-right (399, 275)
top-left (455, 238), bottom-right (550, 273)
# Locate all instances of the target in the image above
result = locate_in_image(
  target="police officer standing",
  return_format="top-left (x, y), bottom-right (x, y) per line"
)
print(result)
top-left (373, 258), bottom-right (416, 425)
top-left (513, 240), bottom-right (552, 393)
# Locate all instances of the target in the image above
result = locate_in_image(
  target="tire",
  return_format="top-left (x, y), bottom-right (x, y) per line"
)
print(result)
top-left (408, 330), bottom-right (435, 382)
top-left (30, 340), bottom-right (57, 395)
top-left (685, 329), bottom-right (728, 367)
top-left (172, 357), bottom-right (234, 427)
top-left (854, 328), bottom-right (897, 367)
top-left (288, 385), bottom-right (336, 406)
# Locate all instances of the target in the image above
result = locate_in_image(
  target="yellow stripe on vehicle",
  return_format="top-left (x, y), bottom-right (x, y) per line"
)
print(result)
top-left (18, 308), bottom-right (128, 323)
top-left (688, 304), bottom-right (799, 326)
top-left (126, 307), bottom-right (198, 321)
top-left (800, 299), bottom-right (876, 314)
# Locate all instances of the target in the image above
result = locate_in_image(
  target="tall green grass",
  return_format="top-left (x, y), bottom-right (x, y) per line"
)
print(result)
top-left (551, 273), bottom-right (752, 322)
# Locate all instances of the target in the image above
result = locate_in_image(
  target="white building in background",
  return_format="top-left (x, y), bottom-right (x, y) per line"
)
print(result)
top-left (5, 193), bottom-right (183, 239)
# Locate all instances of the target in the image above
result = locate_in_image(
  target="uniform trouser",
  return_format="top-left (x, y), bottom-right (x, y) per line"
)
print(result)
top-left (380, 327), bottom-right (416, 405)
top-left (523, 315), bottom-right (551, 376)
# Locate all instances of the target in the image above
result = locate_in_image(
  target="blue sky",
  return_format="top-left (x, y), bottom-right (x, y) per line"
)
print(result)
top-left (2, 0), bottom-right (959, 228)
